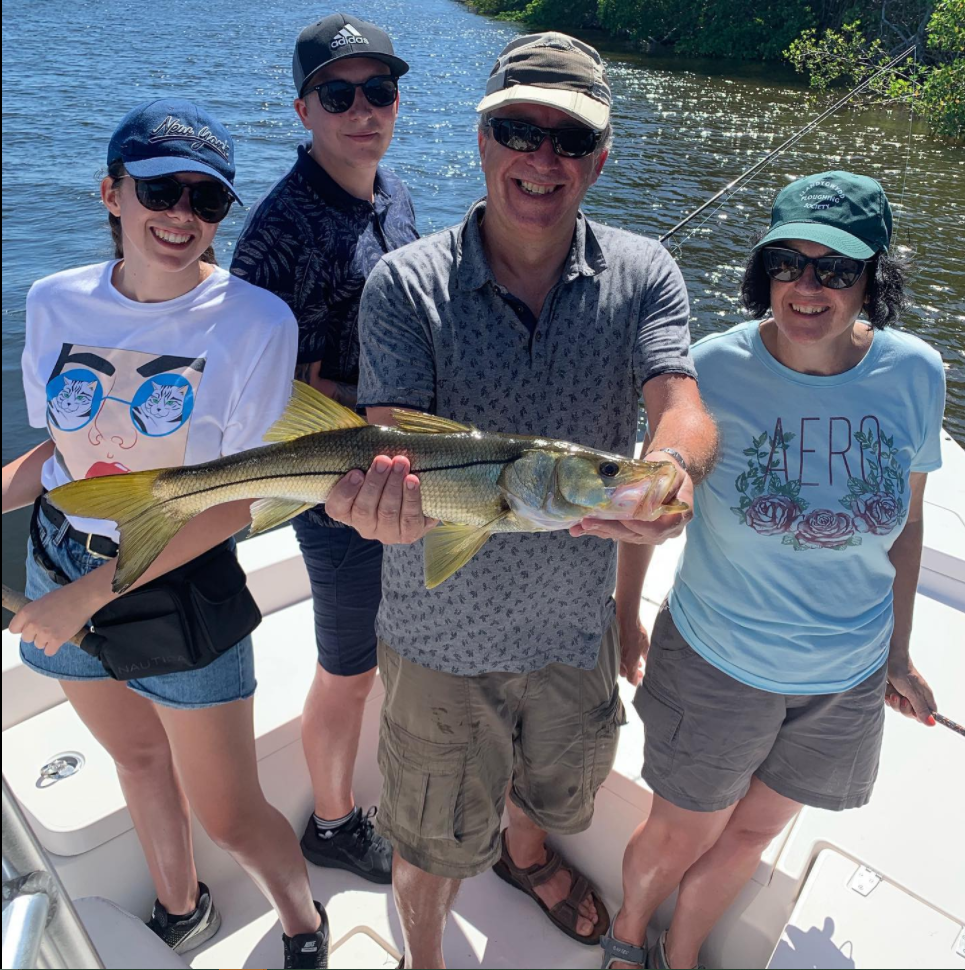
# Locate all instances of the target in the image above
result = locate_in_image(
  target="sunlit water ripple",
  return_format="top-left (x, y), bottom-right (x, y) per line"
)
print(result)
top-left (2, 0), bottom-right (961, 588)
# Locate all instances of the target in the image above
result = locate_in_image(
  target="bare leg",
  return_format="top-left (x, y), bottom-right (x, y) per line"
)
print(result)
top-left (665, 779), bottom-right (800, 969)
top-left (61, 680), bottom-right (198, 914)
top-left (393, 854), bottom-right (459, 970)
top-left (155, 697), bottom-right (319, 937)
top-left (503, 798), bottom-right (599, 937)
top-left (610, 794), bottom-right (736, 968)
top-left (301, 664), bottom-right (377, 818)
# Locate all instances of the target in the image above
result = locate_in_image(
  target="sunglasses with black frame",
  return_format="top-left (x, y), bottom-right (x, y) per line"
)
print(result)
top-left (762, 246), bottom-right (873, 290)
top-left (116, 175), bottom-right (235, 224)
top-left (309, 75), bottom-right (399, 114)
top-left (486, 117), bottom-right (604, 159)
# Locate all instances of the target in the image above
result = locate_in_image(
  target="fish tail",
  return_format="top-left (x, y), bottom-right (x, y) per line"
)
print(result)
top-left (47, 470), bottom-right (188, 593)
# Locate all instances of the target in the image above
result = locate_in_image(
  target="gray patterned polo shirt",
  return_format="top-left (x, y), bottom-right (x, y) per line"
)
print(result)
top-left (357, 200), bottom-right (695, 675)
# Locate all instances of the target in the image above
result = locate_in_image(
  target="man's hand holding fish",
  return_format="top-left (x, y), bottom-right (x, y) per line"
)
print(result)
top-left (324, 453), bottom-right (439, 545)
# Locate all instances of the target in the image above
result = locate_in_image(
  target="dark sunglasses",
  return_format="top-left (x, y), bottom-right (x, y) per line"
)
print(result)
top-left (311, 75), bottom-right (399, 114)
top-left (118, 175), bottom-right (234, 224)
top-left (762, 246), bottom-right (871, 290)
top-left (487, 118), bottom-right (603, 159)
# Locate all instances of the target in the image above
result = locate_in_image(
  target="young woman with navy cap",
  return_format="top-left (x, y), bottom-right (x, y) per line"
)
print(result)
top-left (2, 99), bottom-right (329, 967)
top-left (601, 172), bottom-right (945, 969)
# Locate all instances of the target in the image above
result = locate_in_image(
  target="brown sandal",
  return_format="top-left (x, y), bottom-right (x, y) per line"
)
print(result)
top-left (491, 829), bottom-right (611, 946)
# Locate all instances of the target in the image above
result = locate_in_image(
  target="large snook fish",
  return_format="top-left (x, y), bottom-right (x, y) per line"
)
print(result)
top-left (49, 382), bottom-right (687, 593)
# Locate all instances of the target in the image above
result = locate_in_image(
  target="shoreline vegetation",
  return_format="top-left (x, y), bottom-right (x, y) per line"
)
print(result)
top-left (466, 0), bottom-right (963, 140)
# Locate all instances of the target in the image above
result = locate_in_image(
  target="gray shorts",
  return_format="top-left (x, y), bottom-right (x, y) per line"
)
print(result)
top-left (635, 603), bottom-right (887, 812)
top-left (375, 625), bottom-right (624, 879)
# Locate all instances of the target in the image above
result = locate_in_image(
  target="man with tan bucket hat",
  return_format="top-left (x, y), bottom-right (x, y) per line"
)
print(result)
top-left (324, 31), bottom-right (718, 968)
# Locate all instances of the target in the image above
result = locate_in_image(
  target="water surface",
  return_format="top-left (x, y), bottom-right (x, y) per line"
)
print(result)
top-left (3, 0), bottom-right (962, 591)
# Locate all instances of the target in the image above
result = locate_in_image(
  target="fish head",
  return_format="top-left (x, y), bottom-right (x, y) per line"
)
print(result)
top-left (554, 450), bottom-right (681, 521)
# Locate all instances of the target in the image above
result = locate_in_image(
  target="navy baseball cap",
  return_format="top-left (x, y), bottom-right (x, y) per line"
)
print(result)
top-left (293, 13), bottom-right (409, 98)
top-left (107, 99), bottom-right (243, 203)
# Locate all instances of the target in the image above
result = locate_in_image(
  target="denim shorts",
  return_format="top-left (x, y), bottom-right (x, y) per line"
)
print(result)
top-left (20, 504), bottom-right (256, 710)
top-left (291, 513), bottom-right (382, 676)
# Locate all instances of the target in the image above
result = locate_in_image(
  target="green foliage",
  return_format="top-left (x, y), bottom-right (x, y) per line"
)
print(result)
top-left (597, 0), bottom-right (696, 46)
top-left (472, 0), bottom-right (528, 15)
top-left (519, 0), bottom-right (599, 29)
top-left (921, 59), bottom-right (964, 137)
top-left (469, 0), bottom-right (962, 138)
top-left (785, 21), bottom-right (904, 97)
top-left (786, 3), bottom-right (964, 139)
top-left (924, 0), bottom-right (965, 54)
top-left (675, 0), bottom-right (816, 59)
top-left (920, 1), bottom-right (965, 138)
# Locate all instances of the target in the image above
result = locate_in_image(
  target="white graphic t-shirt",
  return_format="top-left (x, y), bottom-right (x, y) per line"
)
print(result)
top-left (22, 261), bottom-right (297, 539)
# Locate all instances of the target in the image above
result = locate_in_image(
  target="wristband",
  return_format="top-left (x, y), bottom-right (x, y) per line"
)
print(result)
top-left (651, 447), bottom-right (688, 472)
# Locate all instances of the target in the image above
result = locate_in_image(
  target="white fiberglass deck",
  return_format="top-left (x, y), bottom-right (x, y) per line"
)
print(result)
top-left (2, 431), bottom-right (963, 968)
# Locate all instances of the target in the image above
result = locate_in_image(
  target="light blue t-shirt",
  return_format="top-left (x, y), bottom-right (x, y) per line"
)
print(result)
top-left (669, 321), bottom-right (945, 694)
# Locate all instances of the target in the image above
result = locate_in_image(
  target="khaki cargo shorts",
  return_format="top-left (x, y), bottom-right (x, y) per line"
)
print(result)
top-left (375, 626), bottom-right (624, 879)
top-left (637, 602), bottom-right (887, 813)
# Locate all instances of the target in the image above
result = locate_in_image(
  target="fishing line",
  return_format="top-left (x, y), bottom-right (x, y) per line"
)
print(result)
top-left (892, 44), bottom-right (918, 246)
top-left (660, 43), bottom-right (918, 245)
top-left (666, 162), bottom-right (771, 256)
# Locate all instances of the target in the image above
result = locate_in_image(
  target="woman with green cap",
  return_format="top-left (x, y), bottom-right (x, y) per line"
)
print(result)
top-left (600, 171), bottom-right (946, 969)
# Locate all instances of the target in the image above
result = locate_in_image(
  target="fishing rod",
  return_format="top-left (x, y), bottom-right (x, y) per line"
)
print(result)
top-left (659, 43), bottom-right (918, 244)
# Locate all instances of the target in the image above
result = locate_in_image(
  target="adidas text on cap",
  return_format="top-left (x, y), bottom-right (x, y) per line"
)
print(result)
top-left (293, 13), bottom-right (409, 97)
top-left (476, 32), bottom-right (611, 130)
top-left (754, 170), bottom-right (893, 259)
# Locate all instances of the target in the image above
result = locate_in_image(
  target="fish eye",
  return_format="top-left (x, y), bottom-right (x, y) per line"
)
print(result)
top-left (599, 461), bottom-right (620, 478)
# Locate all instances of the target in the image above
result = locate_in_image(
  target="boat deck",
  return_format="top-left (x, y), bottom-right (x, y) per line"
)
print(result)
top-left (2, 431), bottom-right (963, 968)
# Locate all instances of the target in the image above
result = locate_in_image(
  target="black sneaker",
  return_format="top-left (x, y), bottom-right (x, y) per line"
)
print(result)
top-left (300, 806), bottom-right (393, 884)
top-left (283, 901), bottom-right (329, 969)
top-left (146, 881), bottom-right (221, 954)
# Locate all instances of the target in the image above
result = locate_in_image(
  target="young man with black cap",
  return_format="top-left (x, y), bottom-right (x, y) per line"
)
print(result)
top-left (324, 32), bottom-right (718, 969)
top-left (231, 13), bottom-right (417, 886)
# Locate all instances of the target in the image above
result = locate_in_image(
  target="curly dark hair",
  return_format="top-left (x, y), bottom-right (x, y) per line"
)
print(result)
top-left (739, 231), bottom-right (909, 329)
top-left (106, 159), bottom-right (217, 265)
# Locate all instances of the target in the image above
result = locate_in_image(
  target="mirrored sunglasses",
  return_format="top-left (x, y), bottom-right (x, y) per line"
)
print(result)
top-left (762, 246), bottom-right (871, 290)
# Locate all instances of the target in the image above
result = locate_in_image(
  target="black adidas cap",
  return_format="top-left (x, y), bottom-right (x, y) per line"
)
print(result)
top-left (293, 13), bottom-right (409, 97)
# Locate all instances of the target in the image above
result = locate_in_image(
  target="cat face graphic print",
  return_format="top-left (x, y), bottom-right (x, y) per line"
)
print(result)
top-left (45, 344), bottom-right (205, 480)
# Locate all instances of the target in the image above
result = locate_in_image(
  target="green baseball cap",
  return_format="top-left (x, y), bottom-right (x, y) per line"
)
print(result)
top-left (754, 171), bottom-right (892, 259)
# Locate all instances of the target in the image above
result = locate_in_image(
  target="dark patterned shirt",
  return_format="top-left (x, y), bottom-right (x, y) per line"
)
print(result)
top-left (358, 200), bottom-right (696, 675)
top-left (230, 145), bottom-right (418, 375)
top-left (231, 145), bottom-right (418, 527)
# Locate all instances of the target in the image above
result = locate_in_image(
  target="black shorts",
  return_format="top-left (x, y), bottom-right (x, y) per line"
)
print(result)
top-left (291, 513), bottom-right (383, 676)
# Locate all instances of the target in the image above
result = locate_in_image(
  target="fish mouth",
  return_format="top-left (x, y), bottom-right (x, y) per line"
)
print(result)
top-left (600, 464), bottom-right (680, 520)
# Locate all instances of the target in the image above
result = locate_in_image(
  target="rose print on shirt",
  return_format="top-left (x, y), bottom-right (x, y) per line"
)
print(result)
top-left (839, 428), bottom-right (905, 536)
top-left (744, 494), bottom-right (800, 535)
top-left (732, 424), bottom-right (906, 551)
top-left (793, 509), bottom-right (856, 548)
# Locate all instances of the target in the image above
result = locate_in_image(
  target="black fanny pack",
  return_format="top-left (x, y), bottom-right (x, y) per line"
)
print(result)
top-left (31, 500), bottom-right (262, 681)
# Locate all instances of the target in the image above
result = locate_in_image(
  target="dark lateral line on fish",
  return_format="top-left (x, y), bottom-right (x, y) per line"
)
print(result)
top-left (166, 456), bottom-right (526, 501)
